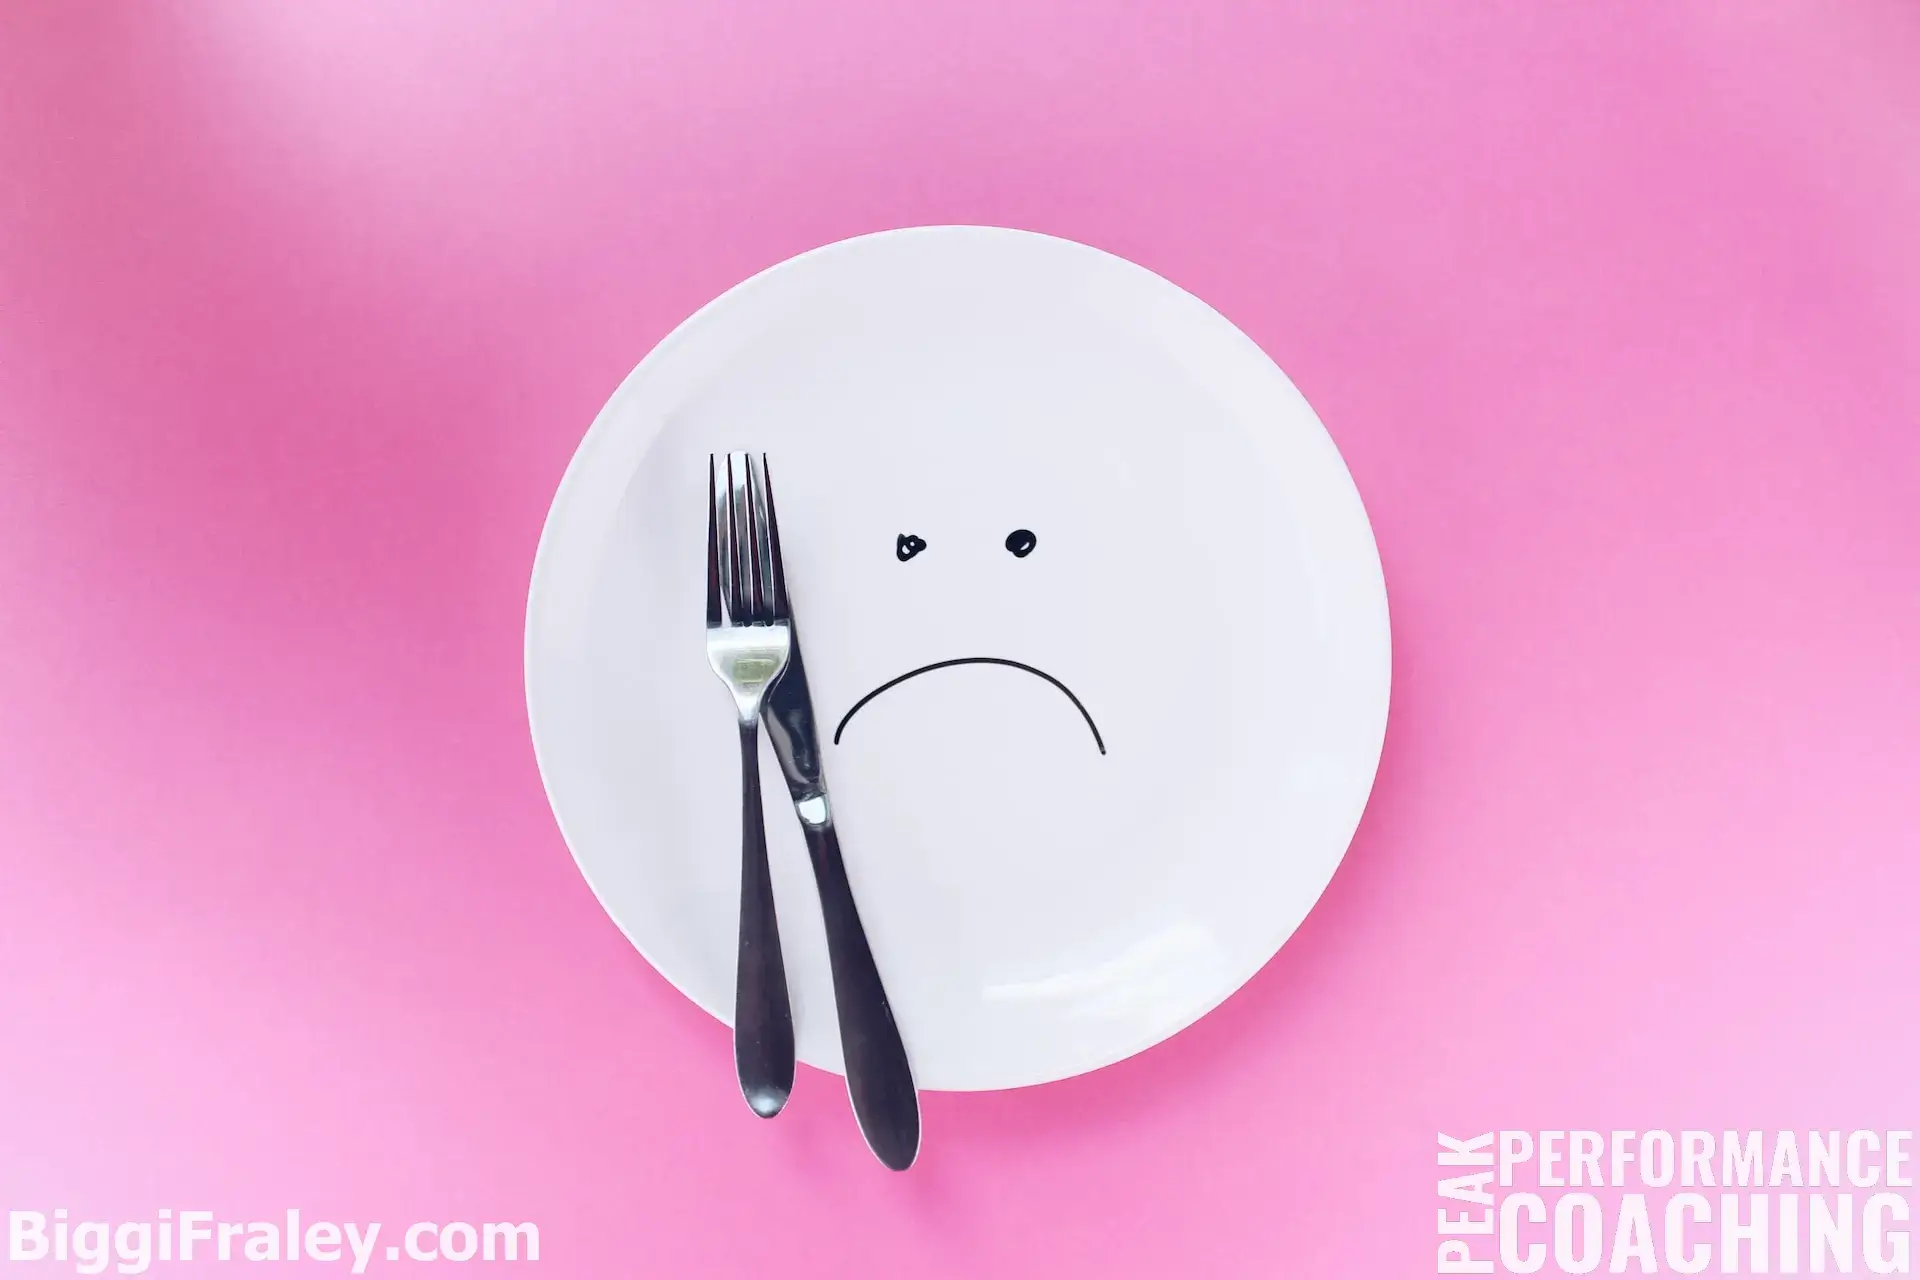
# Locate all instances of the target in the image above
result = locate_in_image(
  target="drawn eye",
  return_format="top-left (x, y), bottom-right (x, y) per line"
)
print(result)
top-left (896, 534), bottom-right (928, 562)
top-left (1004, 529), bottom-right (1037, 558)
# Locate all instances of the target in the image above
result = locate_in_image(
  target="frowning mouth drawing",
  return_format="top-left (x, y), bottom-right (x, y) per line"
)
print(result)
top-left (832, 657), bottom-right (1106, 754)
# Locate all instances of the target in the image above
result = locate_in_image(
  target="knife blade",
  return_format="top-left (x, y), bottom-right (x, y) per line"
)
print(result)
top-left (764, 630), bottom-right (922, 1170)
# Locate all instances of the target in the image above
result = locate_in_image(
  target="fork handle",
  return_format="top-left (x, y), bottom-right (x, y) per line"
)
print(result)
top-left (734, 720), bottom-right (795, 1118)
top-left (802, 820), bottom-right (920, 1170)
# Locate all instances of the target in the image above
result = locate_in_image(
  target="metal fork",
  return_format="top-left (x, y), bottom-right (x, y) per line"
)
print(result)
top-left (706, 452), bottom-right (795, 1119)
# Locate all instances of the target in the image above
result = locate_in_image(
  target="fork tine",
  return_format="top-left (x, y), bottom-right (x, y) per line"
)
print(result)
top-left (747, 455), bottom-right (779, 626)
top-left (759, 455), bottom-right (788, 620)
top-left (741, 451), bottom-right (765, 623)
top-left (706, 455), bottom-right (724, 628)
top-left (714, 454), bottom-right (738, 626)
top-left (723, 454), bottom-right (744, 623)
top-left (727, 452), bottom-right (757, 622)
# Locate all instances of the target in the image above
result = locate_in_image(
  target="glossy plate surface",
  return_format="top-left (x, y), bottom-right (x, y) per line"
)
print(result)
top-left (526, 226), bottom-right (1390, 1090)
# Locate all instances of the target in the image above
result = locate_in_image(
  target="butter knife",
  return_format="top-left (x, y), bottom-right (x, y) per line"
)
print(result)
top-left (761, 567), bottom-right (920, 1168)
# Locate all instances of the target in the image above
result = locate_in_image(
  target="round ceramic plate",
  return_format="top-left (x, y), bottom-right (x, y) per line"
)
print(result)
top-left (526, 226), bottom-right (1389, 1090)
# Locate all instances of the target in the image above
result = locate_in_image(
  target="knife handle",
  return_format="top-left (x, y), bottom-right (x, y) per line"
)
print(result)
top-left (802, 820), bottom-right (920, 1170)
top-left (734, 720), bottom-right (794, 1119)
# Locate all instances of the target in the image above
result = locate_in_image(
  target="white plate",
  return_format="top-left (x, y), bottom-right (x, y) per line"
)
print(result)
top-left (526, 227), bottom-right (1389, 1091)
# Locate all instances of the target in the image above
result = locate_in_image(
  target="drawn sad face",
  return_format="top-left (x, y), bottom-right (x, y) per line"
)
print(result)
top-left (828, 525), bottom-right (1107, 758)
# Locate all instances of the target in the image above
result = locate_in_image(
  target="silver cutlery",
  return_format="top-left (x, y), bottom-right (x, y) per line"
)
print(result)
top-left (705, 453), bottom-right (795, 1119)
top-left (756, 462), bottom-right (921, 1171)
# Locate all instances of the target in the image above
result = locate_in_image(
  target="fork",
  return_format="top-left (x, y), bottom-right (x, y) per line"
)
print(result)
top-left (706, 452), bottom-right (795, 1119)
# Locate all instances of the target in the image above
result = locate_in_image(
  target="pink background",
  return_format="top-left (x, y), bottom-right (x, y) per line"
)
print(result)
top-left (4, 3), bottom-right (1917, 1276)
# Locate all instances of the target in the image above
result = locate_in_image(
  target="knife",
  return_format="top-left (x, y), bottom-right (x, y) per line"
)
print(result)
top-left (763, 627), bottom-right (922, 1171)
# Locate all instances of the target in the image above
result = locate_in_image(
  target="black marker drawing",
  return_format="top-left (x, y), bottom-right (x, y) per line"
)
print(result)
top-left (1004, 529), bottom-right (1036, 557)
top-left (833, 657), bottom-right (1106, 755)
top-left (896, 534), bottom-right (927, 562)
